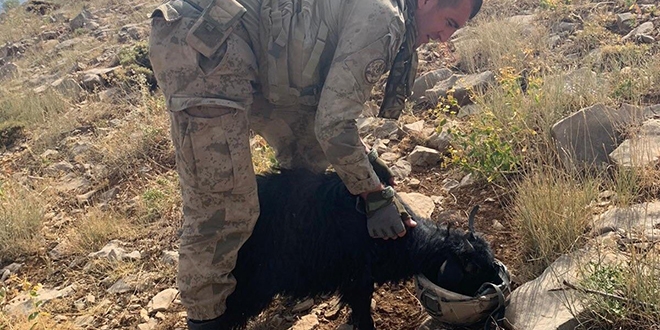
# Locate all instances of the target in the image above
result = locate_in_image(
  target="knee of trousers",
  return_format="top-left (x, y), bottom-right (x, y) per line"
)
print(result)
top-left (176, 186), bottom-right (260, 320)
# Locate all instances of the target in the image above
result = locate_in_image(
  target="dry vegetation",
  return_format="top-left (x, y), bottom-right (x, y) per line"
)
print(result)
top-left (0, 0), bottom-right (659, 329)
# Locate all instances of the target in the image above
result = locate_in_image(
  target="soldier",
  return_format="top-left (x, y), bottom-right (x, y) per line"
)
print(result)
top-left (148, 0), bottom-right (481, 328)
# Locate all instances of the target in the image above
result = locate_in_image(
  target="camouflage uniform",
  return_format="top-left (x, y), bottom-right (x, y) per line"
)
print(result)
top-left (149, 0), bottom-right (413, 321)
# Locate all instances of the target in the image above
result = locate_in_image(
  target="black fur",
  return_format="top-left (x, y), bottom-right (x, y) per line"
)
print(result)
top-left (215, 169), bottom-right (500, 329)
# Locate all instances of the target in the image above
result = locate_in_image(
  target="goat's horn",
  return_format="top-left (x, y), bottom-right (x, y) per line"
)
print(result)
top-left (440, 260), bottom-right (448, 274)
top-left (463, 237), bottom-right (475, 252)
top-left (467, 205), bottom-right (479, 236)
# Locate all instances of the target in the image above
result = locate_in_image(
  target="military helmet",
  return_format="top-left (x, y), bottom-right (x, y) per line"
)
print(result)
top-left (414, 259), bottom-right (511, 326)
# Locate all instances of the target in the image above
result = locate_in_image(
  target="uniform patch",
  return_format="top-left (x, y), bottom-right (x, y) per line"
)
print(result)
top-left (364, 59), bottom-right (386, 84)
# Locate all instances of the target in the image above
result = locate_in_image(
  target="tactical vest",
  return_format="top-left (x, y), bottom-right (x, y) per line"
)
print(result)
top-left (180, 0), bottom-right (417, 116)
top-left (253, 0), bottom-right (329, 107)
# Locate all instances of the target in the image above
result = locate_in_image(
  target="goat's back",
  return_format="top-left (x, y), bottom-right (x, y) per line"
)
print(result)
top-left (233, 169), bottom-right (373, 297)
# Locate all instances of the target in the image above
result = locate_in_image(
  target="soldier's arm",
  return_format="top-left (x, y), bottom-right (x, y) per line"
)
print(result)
top-left (315, 2), bottom-right (404, 196)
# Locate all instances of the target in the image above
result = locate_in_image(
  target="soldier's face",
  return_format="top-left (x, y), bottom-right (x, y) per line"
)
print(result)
top-left (414, 0), bottom-right (473, 46)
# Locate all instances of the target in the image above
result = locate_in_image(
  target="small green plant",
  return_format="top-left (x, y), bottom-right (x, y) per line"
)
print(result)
top-left (447, 118), bottom-right (522, 183)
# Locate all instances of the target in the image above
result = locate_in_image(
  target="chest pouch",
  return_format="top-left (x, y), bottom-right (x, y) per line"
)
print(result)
top-left (186, 0), bottom-right (247, 59)
top-left (259, 0), bottom-right (328, 107)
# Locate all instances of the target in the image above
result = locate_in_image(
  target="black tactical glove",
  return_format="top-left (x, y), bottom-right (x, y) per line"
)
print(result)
top-left (364, 186), bottom-right (411, 239)
top-left (367, 149), bottom-right (395, 185)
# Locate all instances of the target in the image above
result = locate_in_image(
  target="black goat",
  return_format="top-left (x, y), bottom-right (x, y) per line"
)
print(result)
top-left (216, 169), bottom-right (500, 330)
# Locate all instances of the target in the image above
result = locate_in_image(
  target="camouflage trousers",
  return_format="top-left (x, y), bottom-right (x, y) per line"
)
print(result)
top-left (170, 104), bottom-right (329, 322)
top-left (169, 106), bottom-right (260, 321)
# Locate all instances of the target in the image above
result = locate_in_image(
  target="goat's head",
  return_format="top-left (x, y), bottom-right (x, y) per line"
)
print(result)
top-left (427, 206), bottom-right (501, 296)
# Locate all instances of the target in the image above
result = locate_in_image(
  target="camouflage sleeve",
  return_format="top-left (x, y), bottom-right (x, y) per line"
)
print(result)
top-left (315, 2), bottom-right (405, 196)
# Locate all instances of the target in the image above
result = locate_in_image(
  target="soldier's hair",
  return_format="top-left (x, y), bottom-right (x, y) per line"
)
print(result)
top-left (439, 0), bottom-right (483, 19)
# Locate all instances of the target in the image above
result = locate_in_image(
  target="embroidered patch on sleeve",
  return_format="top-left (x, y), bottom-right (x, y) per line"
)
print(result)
top-left (364, 59), bottom-right (387, 84)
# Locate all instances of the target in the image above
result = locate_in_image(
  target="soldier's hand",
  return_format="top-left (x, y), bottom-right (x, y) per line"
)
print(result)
top-left (368, 149), bottom-right (396, 186)
top-left (363, 187), bottom-right (415, 240)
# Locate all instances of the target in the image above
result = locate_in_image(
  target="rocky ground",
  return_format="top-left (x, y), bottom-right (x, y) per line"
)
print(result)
top-left (0, 0), bottom-right (659, 330)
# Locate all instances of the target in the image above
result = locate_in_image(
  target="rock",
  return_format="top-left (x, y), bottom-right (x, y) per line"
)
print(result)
top-left (403, 120), bottom-right (425, 133)
top-left (593, 201), bottom-right (660, 238)
top-left (68, 140), bottom-right (93, 158)
top-left (425, 71), bottom-right (495, 107)
top-left (610, 119), bottom-right (660, 167)
top-left (458, 173), bottom-right (474, 188)
top-left (40, 30), bottom-right (59, 40)
top-left (3, 263), bottom-right (22, 273)
top-left (442, 178), bottom-right (460, 191)
top-left (622, 21), bottom-right (654, 41)
top-left (45, 161), bottom-right (75, 174)
top-left (505, 247), bottom-right (626, 330)
top-left (547, 34), bottom-right (561, 48)
top-left (100, 187), bottom-right (120, 202)
top-left (55, 39), bottom-right (78, 51)
top-left (1, 269), bottom-right (10, 282)
top-left (408, 146), bottom-right (442, 167)
top-left (637, 34), bottom-right (655, 44)
top-left (0, 62), bottom-right (18, 81)
top-left (398, 192), bottom-right (435, 219)
top-left (357, 117), bottom-right (378, 134)
top-left (51, 77), bottom-right (85, 99)
top-left (161, 250), bottom-right (179, 265)
top-left (410, 68), bottom-right (453, 104)
top-left (551, 103), bottom-right (654, 171)
top-left (506, 14), bottom-right (536, 26)
top-left (4, 285), bottom-right (76, 317)
top-left (289, 314), bottom-right (319, 330)
top-left (424, 75), bottom-right (459, 105)
top-left (73, 314), bottom-right (94, 328)
top-left (390, 159), bottom-right (412, 179)
top-left (616, 12), bottom-right (636, 31)
top-left (409, 178), bottom-right (421, 188)
top-left (70, 8), bottom-right (92, 30)
top-left (373, 120), bottom-right (402, 139)
top-left (137, 319), bottom-right (158, 330)
top-left (54, 174), bottom-right (92, 193)
top-left (379, 152), bottom-right (399, 163)
top-left (427, 130), bottom-right (451, 153)
top-left (147, 288), bottom-right (179, 314)
top-left (118, 24), bottom-right (145, 43)
top-left (107, 278), bottom-right (133, 294)
top-left (76, 189), bottom-right (97, 204)
top-left (48, 242), bottom-right (68, 260)
top-left (492, 220), bottom-right (505, 231)
top-left (292, 298), bottom-right (314, 313)
top-left (323, 298), bottom-right (342, 320)
top-left (89, 240), bottom-right (141, 261)
top-left (554, 21), bottom-right (579, 33)
top-left (81, 73), bottom-right (103, 91)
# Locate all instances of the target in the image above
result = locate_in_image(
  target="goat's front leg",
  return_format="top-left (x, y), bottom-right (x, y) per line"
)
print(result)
top-left (341, 278), bottom-right (376, 330)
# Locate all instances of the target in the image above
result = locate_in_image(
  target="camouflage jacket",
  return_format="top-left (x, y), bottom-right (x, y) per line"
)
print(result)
top-left (151, 0), bottom-right (412, 195)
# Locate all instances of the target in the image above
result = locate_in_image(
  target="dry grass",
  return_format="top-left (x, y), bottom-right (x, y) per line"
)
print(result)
top-left (510, 169), bottom-right (599, 280)
top-left (454, 16), bottom-right (551, 74)
top-left (0, 6), bottom-right (46, 45)
top-left (67, 207), bottom-right (131, 255)
top-left (0, 313), bottom-right (77, 330)
top-left (0, 180), bottom-right (45, 264)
